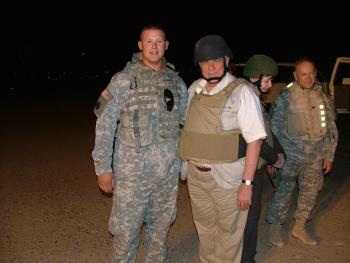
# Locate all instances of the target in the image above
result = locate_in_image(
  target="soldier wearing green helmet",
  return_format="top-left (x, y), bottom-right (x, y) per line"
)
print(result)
top-left (243, 54), bottom-right (279, 97)
top-left (240, 54), bottom-right (285, 262)
top-left (243, 54), bottom-right (279, 79)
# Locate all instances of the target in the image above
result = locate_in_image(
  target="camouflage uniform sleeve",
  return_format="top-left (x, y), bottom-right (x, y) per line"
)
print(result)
top-left (270, 89), bottom-right (300, 153)
top-left (177, 77), bottom-right (188, 125)
top-left (323, 93), bottom-right (339, 161)
top-left (91, 72), bottom-right (131, 175)
top-left (270, 89), bottom-right (289, 138)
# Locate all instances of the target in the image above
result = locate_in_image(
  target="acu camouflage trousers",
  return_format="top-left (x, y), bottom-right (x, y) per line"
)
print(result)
top-left (266, 158), bottom-right (324, 224)
top-left (109, 141), bottom-right (180, 263)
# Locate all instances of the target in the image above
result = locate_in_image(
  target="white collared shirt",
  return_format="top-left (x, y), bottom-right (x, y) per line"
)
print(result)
top-left (186, 72), bottom-right (266, 188)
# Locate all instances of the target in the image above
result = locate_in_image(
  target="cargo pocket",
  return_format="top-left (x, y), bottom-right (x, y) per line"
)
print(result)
top-left (287, 112), bottom-right (308, 137)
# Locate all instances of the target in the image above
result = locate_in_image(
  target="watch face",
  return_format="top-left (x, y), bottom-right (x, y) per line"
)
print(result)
top-left (243, 179), bottom-right (252, 185)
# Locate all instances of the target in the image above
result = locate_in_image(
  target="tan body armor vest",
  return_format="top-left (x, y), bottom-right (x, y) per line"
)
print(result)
top-left (287, 82), bottom-right (327, 140)
top-left (179, 78), bottom-right (246, 164)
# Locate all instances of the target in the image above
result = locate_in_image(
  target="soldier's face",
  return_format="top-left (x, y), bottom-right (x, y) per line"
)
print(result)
top-left (138, 29), bottom-right (169, 67)
top-left (260, 75), bottom-right (273, 92)
top-left (293, 61), bottom-right (317, 89)
top-left (199, 58), bottom-right (225, 79)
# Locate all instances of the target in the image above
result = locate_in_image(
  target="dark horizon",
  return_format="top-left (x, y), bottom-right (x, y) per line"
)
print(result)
top-left (5, 5), bottom-right (350, 88)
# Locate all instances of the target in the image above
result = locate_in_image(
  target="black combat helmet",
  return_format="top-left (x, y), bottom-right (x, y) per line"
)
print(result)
top-left (194, 35), bottom-right (233, 65)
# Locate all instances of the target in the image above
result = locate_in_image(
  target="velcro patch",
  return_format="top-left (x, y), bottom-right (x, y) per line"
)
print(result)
top-left (93, 89), bottom-right (113, 117)
top-left (101, 89), bottom-right (113, 101)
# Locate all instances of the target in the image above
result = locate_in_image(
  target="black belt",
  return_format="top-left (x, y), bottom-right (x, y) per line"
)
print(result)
top-left (195, 166), bottom-right (211, 172)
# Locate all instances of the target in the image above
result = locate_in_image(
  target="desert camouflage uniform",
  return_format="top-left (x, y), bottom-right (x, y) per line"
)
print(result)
top-left (266, 82), bottom-right (338, 224)
top-left (92, 52), bottom-right (188, 263)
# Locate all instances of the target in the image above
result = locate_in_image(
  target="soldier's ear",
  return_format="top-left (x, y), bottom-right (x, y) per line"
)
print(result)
top-left (293, 71), bottom-right (297, 81)
top-left (165, 40), bottom-right (169, 50)
top-left (138, 41), bottom-right (143, 51)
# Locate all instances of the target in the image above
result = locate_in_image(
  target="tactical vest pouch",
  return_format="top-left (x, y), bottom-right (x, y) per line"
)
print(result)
top-left (287, 112), bottom-right (308, 137)
top-left (119, 110), bottom-right (153, 147)
top-left (157, 83), bottom-right (180, 139)
top-left (158, 110), bottom-right (180, 138)
top-left (179, 130), bottom-right (240, 164)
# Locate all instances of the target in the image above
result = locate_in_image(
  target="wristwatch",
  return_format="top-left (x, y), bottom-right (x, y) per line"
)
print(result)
top-left (242, 179), bottom-right (253, 186)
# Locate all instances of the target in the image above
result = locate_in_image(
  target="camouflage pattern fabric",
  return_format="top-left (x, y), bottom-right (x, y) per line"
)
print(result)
top-left (266, 85), bottom-right (338, 224)
top-left (266, 158), bottom-right (323, 223)
top-left (109, 141), bottom-right (181, 262)
top-left (92, 52), bottom-right (188, 262)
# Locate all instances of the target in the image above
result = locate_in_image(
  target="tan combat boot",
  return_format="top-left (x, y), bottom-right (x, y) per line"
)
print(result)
top-left (291, 220), bottom-right (318, 245)
top-left (269, 223), bottom-right (285, 247)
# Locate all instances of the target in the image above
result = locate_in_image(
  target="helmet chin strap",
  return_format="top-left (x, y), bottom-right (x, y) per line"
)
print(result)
top-left (202, 61), bottom-right (228, 84)
top-left (204, 76), bottom-right (223, 84)
top-left (252, 75), bottom-right (268, 94)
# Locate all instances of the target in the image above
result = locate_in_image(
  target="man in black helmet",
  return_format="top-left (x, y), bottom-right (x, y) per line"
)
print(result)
top-left (179, 35), bottom-right (266, 263)
top-left (240, 54), bottom-right (285, 262)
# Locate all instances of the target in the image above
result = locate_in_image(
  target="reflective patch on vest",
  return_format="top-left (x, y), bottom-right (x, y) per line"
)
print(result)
top-left (164, 88), bottom-right (174, 112)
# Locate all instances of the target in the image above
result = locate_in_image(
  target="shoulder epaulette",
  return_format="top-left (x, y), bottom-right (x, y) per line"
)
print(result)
top-left (166, 62), bottom-right (176, 71)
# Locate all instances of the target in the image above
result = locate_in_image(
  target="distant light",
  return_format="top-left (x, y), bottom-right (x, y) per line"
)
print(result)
top-left (287, 82), bottom-right (293, 88)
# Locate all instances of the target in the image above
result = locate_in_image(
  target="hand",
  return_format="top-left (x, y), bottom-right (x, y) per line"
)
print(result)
top-left (323, 159), bottom-right (333, 174)
top-left (266, 164), bottom-right (277, 176)
top-left (97, 172), bottom-right (115, 193)
top-left (273, 153), bottom-right (285, 169)
top-left (180, 161), bottom-right (188, 181)
top-left (237, 184), bottom-right (252, 211)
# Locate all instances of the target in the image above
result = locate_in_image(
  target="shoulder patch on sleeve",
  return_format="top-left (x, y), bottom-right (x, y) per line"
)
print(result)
top-left (101, 89), bottom-right (113, 100)
top-left (93, 89), bottom-right (113, 117)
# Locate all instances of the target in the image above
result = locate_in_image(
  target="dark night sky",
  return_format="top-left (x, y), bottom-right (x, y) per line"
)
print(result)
top-left (5, 2), bottom-right (350, 86)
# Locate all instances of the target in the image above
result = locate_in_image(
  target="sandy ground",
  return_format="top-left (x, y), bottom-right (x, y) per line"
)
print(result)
top-left (1, 83), bottom-right (349, 262)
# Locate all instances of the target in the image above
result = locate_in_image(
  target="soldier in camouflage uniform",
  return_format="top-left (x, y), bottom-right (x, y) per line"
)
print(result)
top-left (91, 24), bottom-right (188, 263)
top-left (266, 57), bottom-right (338, 247)
top-left (241, 55), bottom-right (285, 263)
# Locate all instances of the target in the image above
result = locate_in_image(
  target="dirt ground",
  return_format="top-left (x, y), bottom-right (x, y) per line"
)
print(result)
top-left (1, 86), bottom-right (349, 263)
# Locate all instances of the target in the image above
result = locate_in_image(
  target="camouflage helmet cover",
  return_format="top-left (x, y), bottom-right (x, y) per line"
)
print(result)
top-left (194, 35), bottom-right (233, 64)
top-left (243, 54), bottom-right (278, 78)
